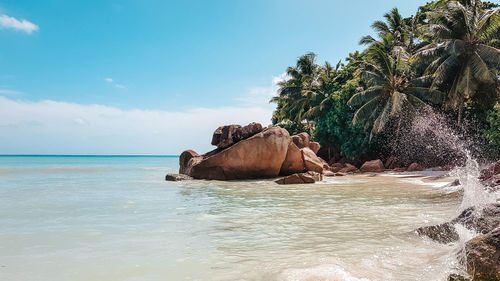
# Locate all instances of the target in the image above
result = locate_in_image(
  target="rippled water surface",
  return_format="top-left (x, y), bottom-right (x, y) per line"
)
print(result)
top-left (0, 156), bottom-right (463, 281)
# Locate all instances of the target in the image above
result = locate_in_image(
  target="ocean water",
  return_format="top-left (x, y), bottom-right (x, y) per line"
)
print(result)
top-left (0, 156), bottom-right (466, 281)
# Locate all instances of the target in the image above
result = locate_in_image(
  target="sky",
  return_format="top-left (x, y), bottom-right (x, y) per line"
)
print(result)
top-left (0, 0), bottom-right (427, 155)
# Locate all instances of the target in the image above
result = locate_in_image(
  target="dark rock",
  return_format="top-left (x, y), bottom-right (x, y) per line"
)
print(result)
top-left (448, 179), bottom-right (461, 187)
top-left (360, 159), bottom-right (385, 173)
top-left (291, 132), bottom-right (310, 149)
top-left (464, 227), bottom-right (500, 280)
top-left (165, 174), bottom-right (193, 181)
top-left (416, 204), bottom-right (500, 243)
top-left (407, 162), bottom-right (424, 172)
top-left (211, 123), bottom-right (263, 149)
top-left (275, 171), bottom-right (322, 185)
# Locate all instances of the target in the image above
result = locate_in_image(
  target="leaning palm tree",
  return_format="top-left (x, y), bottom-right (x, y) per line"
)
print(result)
top-left (416, 0), bottom-right (500, 125)
top-left (349, 36), bottom-right (444, 139)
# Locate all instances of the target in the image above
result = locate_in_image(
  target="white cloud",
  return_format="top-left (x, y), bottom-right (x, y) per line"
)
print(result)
top-left (0, 96), bottom-right (273, 155)
top-left (236, 73), bottom-right (287, 109)
top-left (105, 77), bottom-right (127, 89)
top-left (0, 14), bottom-right (39, 34)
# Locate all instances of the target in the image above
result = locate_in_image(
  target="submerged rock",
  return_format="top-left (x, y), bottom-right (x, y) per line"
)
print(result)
top-left (416, 204), bottom-right (500, 244)
top-left (165, 174), bottom-right (193, 181)
top-left (360, 159), bottom-right (385, 173)
top-left (275, 171), bottom-right (322, 184)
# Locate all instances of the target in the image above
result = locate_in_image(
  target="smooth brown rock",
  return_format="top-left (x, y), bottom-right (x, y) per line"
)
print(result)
top-left (464, 227), bottom-right (500, 280)
top-left (393, 167), bottom-right (407, 172)
top-left (360, 159), bottom-right (385, 173)
top-left (407, 162), bottom-right (423, 172)
top-left (309, 142), bottom-right (321, 154)
top-left (187, 127), bottom-right (291, 180)
top-left (291, 132), bottom-right (311, 149)
top-left (280, 142), bottom-right (306, 175)
top-left (339, 163), bottom-right (359, 174)
top-left (301, 147), bottom-right (324, 174)
top-left (275, 171), bottom-right (323, 184)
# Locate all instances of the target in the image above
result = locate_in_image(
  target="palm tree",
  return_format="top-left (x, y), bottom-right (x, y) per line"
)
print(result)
top-left (416, 0), bottom-right (500, 125)
top-left (270, 53), bottom-right (321, 128)
top-left (360, 8), bottom-right (411, 48)
top-left (348, 35), bottom-right (444, 139)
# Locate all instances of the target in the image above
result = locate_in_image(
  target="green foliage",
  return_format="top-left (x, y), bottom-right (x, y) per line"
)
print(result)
top-left (314, 78), bottom-right (372, 160)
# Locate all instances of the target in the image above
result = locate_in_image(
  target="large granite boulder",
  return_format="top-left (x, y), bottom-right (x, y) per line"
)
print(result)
top-left (280, 142), bottom-right (306, 175)
top-left (182, 127), bottom-right (291, 180)
top-left (275, 171), bottom-right (323, 185)
top-left (463, 227), bottom-right (500, 280)
top-left (416, 204), bottom-right (500, 244)
top-left (211, 122), bottom-right (263, 149)
top-left (360, 159), bottom-right (385, 173)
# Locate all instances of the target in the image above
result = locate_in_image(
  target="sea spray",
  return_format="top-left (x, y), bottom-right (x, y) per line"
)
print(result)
top-left (411, 109), bottom-right (499, 278)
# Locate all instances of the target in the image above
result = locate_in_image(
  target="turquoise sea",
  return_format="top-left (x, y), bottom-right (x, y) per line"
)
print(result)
top-left (0, 155), bottom-right (464, 280)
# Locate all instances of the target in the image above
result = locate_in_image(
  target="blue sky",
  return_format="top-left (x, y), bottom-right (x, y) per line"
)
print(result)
top-left (0, 0), bottom-right (426, 154)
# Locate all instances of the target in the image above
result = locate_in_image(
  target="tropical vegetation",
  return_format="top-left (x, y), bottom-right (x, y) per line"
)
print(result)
top-left (271, 0), bottom-right (500, 164)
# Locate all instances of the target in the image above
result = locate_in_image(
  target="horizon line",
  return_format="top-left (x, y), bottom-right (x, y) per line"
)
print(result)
top-left (0, 154), bottom-right (180, 157)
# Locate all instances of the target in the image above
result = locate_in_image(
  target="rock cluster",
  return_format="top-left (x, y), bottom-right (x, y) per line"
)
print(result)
top-left (177, 123), bottom-right (328, 181)
top-left (416, 204), bottom-right (500, 280)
